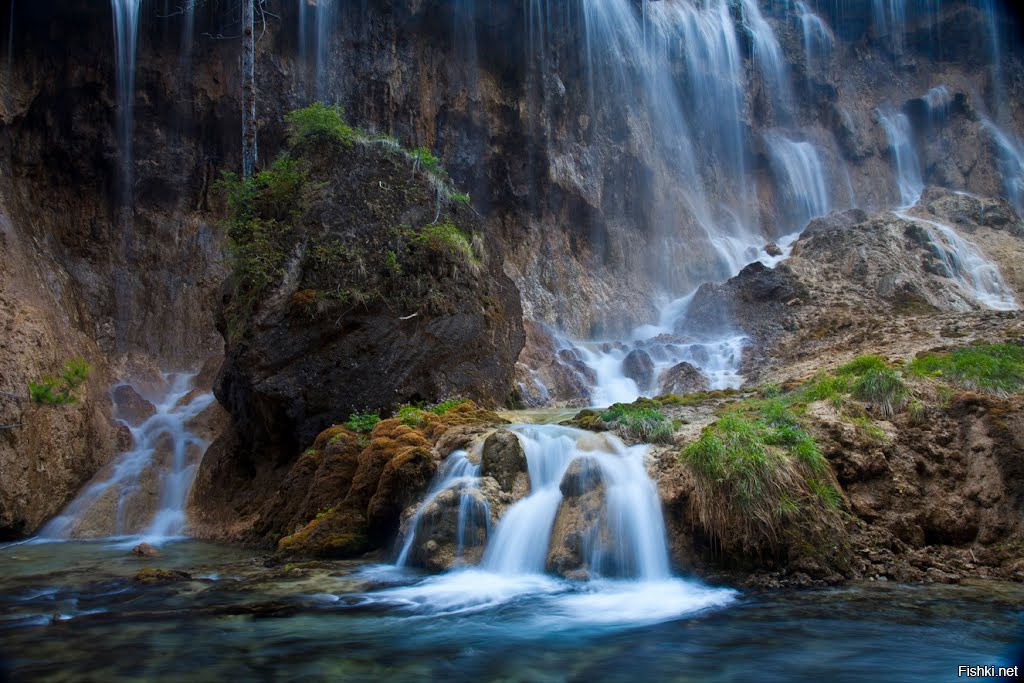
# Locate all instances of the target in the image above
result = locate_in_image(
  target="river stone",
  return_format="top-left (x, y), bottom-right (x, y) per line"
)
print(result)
top-left (481, 430), bottom-right (529, 499)
top-left (621, 350), bottom-right (655, 393)
top-left (547, 457), bottom-right (608, 580)
top-left (131, 542), bottom-right (160, 557)
top-left (658, 362), bottom-right (709, 396)
top-left (112, 384), bottom-right (156, 426)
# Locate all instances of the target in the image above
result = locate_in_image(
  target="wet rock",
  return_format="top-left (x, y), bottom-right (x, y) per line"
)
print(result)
top-left (404, 482), bottom-right (491, 571)
top-left (112, 385), bottom-right (156, 426)
top-left (131, 543), bottom-right (160, 558)
top-left (115, 424), bottom-right (134, 453)
top-left (764, 242), bottom-right (783, 257)
top-left (481, 429), bottom-right (529, 500)
top-left (547, 457), bottom-right (608, 579)
top-left (657, 362), bottom-right (709, 396)
top-left (513, 320), bottom-right (594, 407)
top-left (621, 350), bottom-right (655, 393)
top-left (192, 356), bottom-right (223, 392)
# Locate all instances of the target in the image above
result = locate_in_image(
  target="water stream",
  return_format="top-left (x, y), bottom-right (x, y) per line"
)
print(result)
top-left (40, 374), bottom-right (215, 542)
top-left (110, 0), bottom-right (140, 206)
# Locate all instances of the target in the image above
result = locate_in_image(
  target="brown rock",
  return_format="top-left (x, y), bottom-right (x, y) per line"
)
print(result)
top-left (131, 543), bottom-right (160, 557)
top-left (133, 568), bottom-right (191, 584)
top-left (546, 457), bottom-right (608, 579)
top-left (112, 384), bottom-right (156, 426)
top-left (481, 429), bottom-right (529, 499)
top-left (621, 350), bottom-right (655, 393)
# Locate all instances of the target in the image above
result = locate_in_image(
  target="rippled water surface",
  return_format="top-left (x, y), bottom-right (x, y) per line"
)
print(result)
top-left (1, 540), bottom-right (1021, 682)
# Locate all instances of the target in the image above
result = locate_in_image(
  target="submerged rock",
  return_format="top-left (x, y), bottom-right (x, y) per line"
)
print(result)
top-left (131, 543), bottom-right (160, 558)
top-left (133, 568), bottom-right (192, 584)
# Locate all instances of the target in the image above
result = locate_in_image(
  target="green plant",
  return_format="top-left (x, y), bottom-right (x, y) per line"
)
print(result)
top-left (28, 358), bottom-right (92, 406)
top-left (852, 367), bottom-right (908, 418)
top-left (426, 398), bottom-right (470, 415)
top-left (908, 343), bottom-right (1024, 395)
top-left (284, 102), bottom-right (355, 149)
top-left (450, 191), bottom-right (471, 205)
top-left (397, 404), bottom-right (426, 428)
top-left (384, 250), bottom-right (402, 275)
top-left (344, 412), bottom-right (381, 434)
top-left (836, 355), bottom-right (889, 376)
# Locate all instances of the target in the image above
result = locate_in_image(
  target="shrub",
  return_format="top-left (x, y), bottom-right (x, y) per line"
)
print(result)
top-left (412, 147), bottom-right (440, 172)
top-left (450, 192), bottom-right (471, 205)
top-left (908, 343), bottom-right (1024, 395)
top-left (397, 404), bottom-right (426, 428)
top-left (284, 102), bottom-right (355, 149)
top-left (344, 412), bottom-right (381, 434)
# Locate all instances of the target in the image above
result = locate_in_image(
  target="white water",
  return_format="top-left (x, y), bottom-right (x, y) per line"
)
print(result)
top-left (879, 109), bottom-right (924, 208)
top-left (376, 425), bottom-right (735, 624)
top-left (894, 210), bottom-right (1018, 311)
top-left (766, 132), bottom-right (833, 233)
top-left (984, 120), bottom-right (1024, 215)
top-left (41, 373), bottom-right (214, 542)
top-left (110, 0), bottom-right (140, 204)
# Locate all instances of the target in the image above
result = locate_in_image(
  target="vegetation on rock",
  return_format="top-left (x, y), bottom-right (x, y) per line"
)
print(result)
top-left (909, 343), bottom-right (1024, 395)
top-left (599, 401), bottom-right (674, 443)
top-left (28, 358), bottom-right (92, 406)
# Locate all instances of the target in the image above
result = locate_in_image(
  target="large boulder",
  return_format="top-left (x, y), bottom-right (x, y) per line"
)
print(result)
top-left (111, 385), bottom-right (156, 426)
top-left (403, 481), bottom-right (493, 571)
top-left (658, 362), bottom-right (709, 396)
top-left (214, 141), bottom-right (525, 458)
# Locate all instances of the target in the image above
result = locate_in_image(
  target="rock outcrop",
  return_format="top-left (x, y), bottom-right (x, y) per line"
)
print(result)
top-left (546, 457), bottom-right (608, 579)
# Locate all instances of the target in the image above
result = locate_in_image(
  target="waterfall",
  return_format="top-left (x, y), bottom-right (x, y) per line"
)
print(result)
top-left (40, 374), bottom-right (215, 541)
top-left (872, 0), bottom-right (906, 52)
top-left (797, 1), bottom-right (834, 74)
top-left (878, 109), bottom-right (924, 208)
top-left (739, 0), bottom-right (793, 119)
top-left (397, 426), bottom-right (672, 579)
top-left (110, 0), bottom-right (141, 206)
top-left (983, 122), bottom-right (1024, 215)
top-left (314, 0), bottom-right (335, 100)
top-left (765, 133), bottom-right (833, 233)
top-left (895, 210), bottom-right (1018, 311)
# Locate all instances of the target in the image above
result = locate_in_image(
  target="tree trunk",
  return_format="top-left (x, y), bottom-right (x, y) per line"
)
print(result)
top-left (241, 0), bottom-right (257, 179)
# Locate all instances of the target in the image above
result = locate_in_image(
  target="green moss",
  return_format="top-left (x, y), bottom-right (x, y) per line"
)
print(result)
top-left (908, 343), bottom-right (1024, 395)
top-left (412, 221), bottom-right (478, 265)
top-left (426, 398), bottom-right (471, 415)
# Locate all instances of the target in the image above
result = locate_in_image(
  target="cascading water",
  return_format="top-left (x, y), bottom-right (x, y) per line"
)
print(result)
top-left (797, 1), bottom-right (834, 74)
top-left (41, 373), bottom-right (215, 541)
top-left (879, 108), bottom-right (925, 208)
top-left (110, 0), bottom-right (141, 205)
top-left (374, 425), bottom-right (734, 622)
top-left (984, 121), bottom-right (1024, 215)
top-left (765, 132), bottom-right (833, 233)
top-left (895, 210), bottom-right (1018, 311)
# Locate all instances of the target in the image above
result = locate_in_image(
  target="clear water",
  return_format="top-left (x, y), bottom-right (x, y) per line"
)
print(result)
top-left (0, 540), bottom-right (1021, 682)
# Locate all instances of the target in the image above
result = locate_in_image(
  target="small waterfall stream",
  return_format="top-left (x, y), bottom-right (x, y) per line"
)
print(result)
top-left (41, 374), bottom-right (215, 542)
top-left (372, 424), bottom-right (732, 621)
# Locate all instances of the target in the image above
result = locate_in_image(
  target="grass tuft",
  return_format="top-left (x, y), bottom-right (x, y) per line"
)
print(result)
top-left (600, 402), bottom-right (675, 444)
top-left (908, 343), bottom-right (1024, 395)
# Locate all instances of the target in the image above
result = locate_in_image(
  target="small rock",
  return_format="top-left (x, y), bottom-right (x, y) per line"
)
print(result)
top-left (133, 568), bottom-right (191, 584)
top-left (764, 241), bottom-right (783, 257)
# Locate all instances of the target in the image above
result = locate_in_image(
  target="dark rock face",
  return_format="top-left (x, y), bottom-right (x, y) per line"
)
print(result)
top-left (657, 362), bottom-right (709, 396)
top-left (513, 321), bottom-right (594, 406)
top-left (621, 350), bottom-right (655, 393)
top-left (214, 142), bottom-right (525, 455)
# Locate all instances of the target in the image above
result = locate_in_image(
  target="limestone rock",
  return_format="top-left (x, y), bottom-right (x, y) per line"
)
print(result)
top-left (131, 543), bottom-right (160, 558)
top-left (546, 457), bottom-right (608, 579)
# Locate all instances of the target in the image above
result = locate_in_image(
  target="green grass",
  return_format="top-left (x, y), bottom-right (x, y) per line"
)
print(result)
top-left (426, 398), bottom-right (470, 415)
top-left (600, 402), bottom-right (675, 444)
top-left (344, 412), bottom-right (381, 434)
top-left (412, 222), bottom-right (478, 265)
top-left (908, 343), bottom-right (1024, 395)
top-left (450, 192), bottom-right (471, 205)
top-left (851, 367), bottom-right (908, 418)
top-left (681, 399), bottom-right (842, 556)
top-left (412, 147), bottom-right (440, 172)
